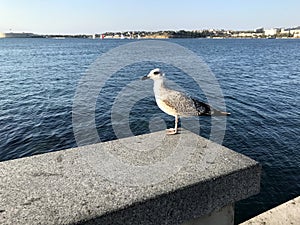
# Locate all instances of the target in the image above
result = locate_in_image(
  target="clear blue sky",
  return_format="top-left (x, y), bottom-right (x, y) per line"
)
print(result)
top-left (1, 0), bottom-right (299, 34)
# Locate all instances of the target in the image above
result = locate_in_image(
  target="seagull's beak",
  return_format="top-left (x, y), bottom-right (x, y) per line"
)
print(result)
top-left (141, 75), bottom-right (149, 80)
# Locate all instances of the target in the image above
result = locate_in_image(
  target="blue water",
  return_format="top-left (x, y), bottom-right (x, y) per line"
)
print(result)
top-left (0, 38), bottom-right (299, 223)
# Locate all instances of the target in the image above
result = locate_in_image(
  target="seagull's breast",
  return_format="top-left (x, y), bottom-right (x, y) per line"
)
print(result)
top-left (153, 79), bottom-right (197, 117)
top-left (156, 98), bottom-right (178, 116)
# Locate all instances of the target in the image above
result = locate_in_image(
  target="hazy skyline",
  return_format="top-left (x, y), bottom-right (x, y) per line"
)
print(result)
top-left (1, 0), bottom-right (300, 34)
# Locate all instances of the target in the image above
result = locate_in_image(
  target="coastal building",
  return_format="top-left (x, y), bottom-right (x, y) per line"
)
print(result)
top-left (113, 34), bottom-right (121, 39)
top-left (264, 28), bottom-right (279, 36)
top-left (279, 28), bottom-right (300, 38)
top-left (255, 27), bottom-right (264, 33)
top-left (293, 30), bottom-right (300, 38)
top-left (290, 28), bottom-right (300, 38)
top-left (231, 32), bottom-right (263, 38)
top-left (280, 28), bottom-right (289, 34)
top-left (103, 35), bottom-right (114, 39)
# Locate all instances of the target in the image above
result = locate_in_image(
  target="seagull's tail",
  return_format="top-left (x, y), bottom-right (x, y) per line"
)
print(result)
top-left (192, 98), bottom-right (231, 116)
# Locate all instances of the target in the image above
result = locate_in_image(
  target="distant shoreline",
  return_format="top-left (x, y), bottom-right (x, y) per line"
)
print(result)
top-left (0, 36), bottom-right (299, 40)
top-left (1, 27), bottom-right (300, 39)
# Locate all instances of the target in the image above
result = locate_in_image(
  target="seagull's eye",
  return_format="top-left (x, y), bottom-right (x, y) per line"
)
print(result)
top-left (153, 71), bottom-right (160, 75)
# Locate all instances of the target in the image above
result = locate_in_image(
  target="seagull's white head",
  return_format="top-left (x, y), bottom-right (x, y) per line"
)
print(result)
top-left (142, 68), bottom-right (164, 80)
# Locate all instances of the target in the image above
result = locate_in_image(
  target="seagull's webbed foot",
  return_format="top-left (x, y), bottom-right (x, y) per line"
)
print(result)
top-left (166, 128), bottom-right (178, 135)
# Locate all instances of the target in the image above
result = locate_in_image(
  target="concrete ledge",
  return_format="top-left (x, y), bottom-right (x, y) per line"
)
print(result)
top-left (240, 196), bottom-right (300, 225)
top-left (0, 130), bottom-right (261, 225)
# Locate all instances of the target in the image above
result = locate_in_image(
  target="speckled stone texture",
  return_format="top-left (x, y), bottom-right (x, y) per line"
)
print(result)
top-left (240, 196), bottom-right (300, 225)
top-left (0, 130), bottom-right (261, 225)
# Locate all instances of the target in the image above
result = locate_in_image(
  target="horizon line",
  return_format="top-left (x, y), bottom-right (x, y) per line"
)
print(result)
top-left (1, 25), bottom-right (300, 35)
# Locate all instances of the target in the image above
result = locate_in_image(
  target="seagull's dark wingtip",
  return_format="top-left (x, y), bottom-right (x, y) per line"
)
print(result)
top-left (214, 111), bottom-right (231, 116)
top-left (221, 111), bottom-right (231, 116)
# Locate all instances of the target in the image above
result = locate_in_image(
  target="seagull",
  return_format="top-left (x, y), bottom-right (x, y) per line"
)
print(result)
top-left (142, 68), bottom-right (230, 135)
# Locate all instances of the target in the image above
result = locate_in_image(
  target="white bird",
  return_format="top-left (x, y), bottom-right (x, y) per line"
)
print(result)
top-left (142, 68), bottom-right (230, 135)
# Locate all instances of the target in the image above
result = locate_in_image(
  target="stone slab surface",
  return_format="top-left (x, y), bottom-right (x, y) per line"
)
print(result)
top-left (240, 196), bottom-right (300, 225)
top-left (0, 130), bottom-right (261, 225)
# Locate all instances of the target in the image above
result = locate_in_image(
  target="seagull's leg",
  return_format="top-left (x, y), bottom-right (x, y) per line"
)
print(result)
top-left (166, 115), bottom-right (178, 135)
top-left (174, 115), bottom-right (178, 132)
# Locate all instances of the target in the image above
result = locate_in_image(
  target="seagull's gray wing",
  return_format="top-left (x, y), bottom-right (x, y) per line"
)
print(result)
top-left (161, 89), bottom-right (199, 116)
top-left (162, 89), bottom-right (230, 116)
